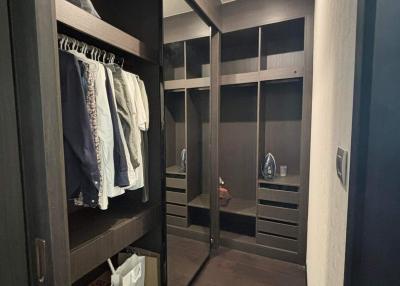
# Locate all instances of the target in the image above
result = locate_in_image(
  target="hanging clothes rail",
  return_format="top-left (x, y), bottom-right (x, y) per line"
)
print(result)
top-left (58, 34), bottom-right (125, 67)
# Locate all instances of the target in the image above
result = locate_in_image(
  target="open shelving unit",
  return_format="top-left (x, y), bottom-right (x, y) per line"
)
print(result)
top-left (164, 36), bottom-right (211, 90)
top-left (220, 18), bottom-right (306, 86)
top-left (165, 86), bottom-right (212, 230)
top-left (165, 15), bottom-right (310, 264)
top-left (165, 90), bottom-right (188, 227)
top-left (219, 83), bottom-right (258, 226)
top-left (55, 0), bottom-right (164, 283)
top-left (220, 27), bottom-right (260, 86)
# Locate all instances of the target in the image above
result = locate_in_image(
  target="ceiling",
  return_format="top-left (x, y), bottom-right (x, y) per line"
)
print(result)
top-left (163, 0), bottom-right (237, 18)
top-left (163, 0), bottom-right (192, 18)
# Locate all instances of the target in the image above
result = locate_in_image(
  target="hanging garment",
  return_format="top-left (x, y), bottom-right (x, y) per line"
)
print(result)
top-left (94, 64), bottom-right (115, 210)
top-left (106, 66), bottom-right (135, 198)
top-left (138, 79), bottom-right (150, 202)
top-left (112, 68), bottom-right (140, 170)
top-left (125, 74), bottom-right (146, 191)
top-left (80, 62), bottom-right (103, 205)
top-left (105, 69), bottom-right (129, 188)
top-left (65, 49), bottom-right (104, 208)
top-left (58, 51), bottom-right (100, 207)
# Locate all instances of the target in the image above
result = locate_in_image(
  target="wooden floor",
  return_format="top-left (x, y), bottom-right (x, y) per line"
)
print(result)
top-left (167, 234), bottom-right (209, 286)
top-left (192, 248), bottom-right (307, 286)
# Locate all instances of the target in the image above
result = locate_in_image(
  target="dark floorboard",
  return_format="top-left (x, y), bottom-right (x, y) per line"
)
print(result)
top-left (192, 248), bottom-right (307, 286)
top-left (167, 234), bottom-right (209, 286)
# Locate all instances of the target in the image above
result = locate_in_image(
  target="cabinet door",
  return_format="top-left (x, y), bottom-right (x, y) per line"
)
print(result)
top-left (7, 0), bottom-right (70, 285)
top-left (0, 1), bottom-right (29, 285)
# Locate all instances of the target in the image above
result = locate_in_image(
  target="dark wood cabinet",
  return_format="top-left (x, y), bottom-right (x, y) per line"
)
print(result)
top-left (3, 0), bottom-right (165, 284)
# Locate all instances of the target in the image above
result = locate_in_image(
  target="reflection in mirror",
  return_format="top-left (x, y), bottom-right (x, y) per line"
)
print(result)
top-left (163, 1), bottom-right (211, 285)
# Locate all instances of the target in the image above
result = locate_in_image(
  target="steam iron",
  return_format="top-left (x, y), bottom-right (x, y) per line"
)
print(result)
top-left (180, 148), bottom-right (187, 172)
top-left (262, 153), bottom-right (276, 180)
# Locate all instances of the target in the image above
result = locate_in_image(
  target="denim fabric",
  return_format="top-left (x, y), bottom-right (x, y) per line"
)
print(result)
top-left (59, 50), bottom-right (99, 207)
top-left (105, 68), bottom-right (129, 187)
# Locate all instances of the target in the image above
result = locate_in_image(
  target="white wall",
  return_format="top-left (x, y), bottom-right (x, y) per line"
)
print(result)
top-left (307, 0), bottom-right (358, 285)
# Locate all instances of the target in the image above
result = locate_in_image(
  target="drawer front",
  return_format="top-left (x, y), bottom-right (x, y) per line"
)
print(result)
top-left (167, 204), bottom-right (187, 217)
top-left (167, 215), bottom-right (187, 227)
top-left (258, 188), bottom-right (299, 205)
top-left (256, 232), bottom-right (298, 252)
top-left (257, 219), bottom-right (299, 239)
top-left (258, 204), bottom-right (299, 224)
top-left (166, 191), bottom-right (186, 205)
top-left (166, 177), bottom-right (186, 189)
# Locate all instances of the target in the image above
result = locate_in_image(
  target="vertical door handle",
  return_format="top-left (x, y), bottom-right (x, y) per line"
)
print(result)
top-left (35, 238), bottom-right (46, 283)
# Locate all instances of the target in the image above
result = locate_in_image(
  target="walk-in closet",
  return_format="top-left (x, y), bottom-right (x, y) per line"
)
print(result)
top-left (163, 0), bottom-right (313, 278)
top-left (2, 0), bottom-right (316, 285)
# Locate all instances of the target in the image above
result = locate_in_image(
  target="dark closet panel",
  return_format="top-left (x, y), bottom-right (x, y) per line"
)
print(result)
top-left (260, 18), bottom-right (305, 71)
top-left (8, 0), bottom-right (71, 284)
top-left (164, 11), bottom-right (210, 44)
top-left (222, 0), bottom-right (314, 33)
top-left (91, 0), bottom-right (161, 49)
top-left (164, 42), bottom-right (185, 81)
top-left (220, 85), bottom-right (258, 201)
top-left (187, 90), bottom-right (202, 204)
top-left (0, 2), bottom-right (29, 285)
top-left (186, 37), bottom-right (210, 79)
top-left (187, 89), bottom-right (211, 200)
top-left (221, 28), bottom-right (259, 75)
top-left (209, 29), bottom-right (221, 250)
top-left (259, 80), bottom-right (303, 176)
top-left (165, 91), bottom-right (186, 168)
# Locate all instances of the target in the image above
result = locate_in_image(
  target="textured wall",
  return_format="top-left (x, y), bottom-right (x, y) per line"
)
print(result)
top-left (307, 0), bottom-right (358, 285)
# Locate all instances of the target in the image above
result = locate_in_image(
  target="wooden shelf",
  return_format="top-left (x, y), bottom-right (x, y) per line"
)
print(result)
top-left (164, 77), bottom-right (210, 90)
top-left (189, 194), bottom-right (256, 217)
top-left (166, 165), bottom-right (186, 176)
top-left (258, 174), bottom-right (301, 188)
top-left (68, 204), bottom-right (160, 282)
top-left (167, 224), bottom-right (210, 243)
top-left (168, 224), bottom-right (299, 264)
top-left (259, 67), bottom-right (304, 82)
top-left (55, 0), bottom-right (157, 63)
top-left (221, 71), bottom-right (259, 86)
top-left (220, 67), bottom-right (304, 86)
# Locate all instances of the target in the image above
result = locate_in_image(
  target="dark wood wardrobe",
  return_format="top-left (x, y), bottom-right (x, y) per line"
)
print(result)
top-left (164, 0), bottom-right (314, 265)
top-left (2, 0), bottom-right (165, 285)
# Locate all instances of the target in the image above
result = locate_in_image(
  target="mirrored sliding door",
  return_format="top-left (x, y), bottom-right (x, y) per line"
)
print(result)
top-left (163, 1), bottom-right (211, 285)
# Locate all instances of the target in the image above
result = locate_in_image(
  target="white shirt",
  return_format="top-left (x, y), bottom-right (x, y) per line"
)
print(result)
top-left (128, 74), bottom-right (146, 190)
top-left (95, 65), bottom-right (115, 210)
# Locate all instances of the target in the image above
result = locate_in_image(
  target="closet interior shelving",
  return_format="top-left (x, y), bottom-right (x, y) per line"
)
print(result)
top-left (164, 16), bottom-right (309, 264)
top-left (55, 0), bottom-right (163, 283)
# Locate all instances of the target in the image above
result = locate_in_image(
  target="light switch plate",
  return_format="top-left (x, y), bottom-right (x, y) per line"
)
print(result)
top-left (336, 147), bottom-right (348, 186)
